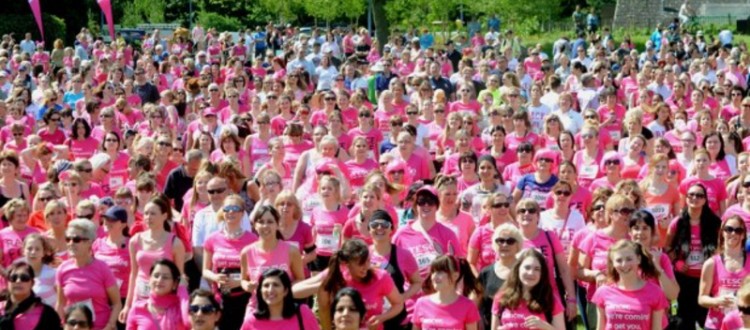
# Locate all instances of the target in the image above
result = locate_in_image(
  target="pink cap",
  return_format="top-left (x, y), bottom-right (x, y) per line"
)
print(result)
top-left (202, 107), bottom-right (218, 117)
top-left (416, 185), bottom-right (439, 199)
top-left (385, 159), bottom-right (407, 173)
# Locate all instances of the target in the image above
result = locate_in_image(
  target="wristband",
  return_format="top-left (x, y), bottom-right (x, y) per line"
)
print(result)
top-left (566, 297), bottom-right (577, 303)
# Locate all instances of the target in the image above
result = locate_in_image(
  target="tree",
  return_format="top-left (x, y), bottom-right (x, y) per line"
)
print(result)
top-left (372, 0), bottom-right (389, 53)
top-left (121, 0), bottom-right (166, 26)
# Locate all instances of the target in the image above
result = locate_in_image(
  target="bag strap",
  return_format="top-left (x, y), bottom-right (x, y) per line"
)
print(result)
top-left (296, 304), bottom-right (304, 330)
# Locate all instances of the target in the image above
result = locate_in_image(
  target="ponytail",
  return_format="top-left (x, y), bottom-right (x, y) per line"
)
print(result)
top-left (321, 251), bottom-right (347, 294)
top-left (457, 258), bottom-right (481, 297)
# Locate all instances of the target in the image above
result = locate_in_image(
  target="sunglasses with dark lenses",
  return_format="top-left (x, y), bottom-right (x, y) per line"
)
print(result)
top-left (368, 220), bottom-right (392, 229)
top-left (492, 202), bottom-right (510, 209)
top-left (537, 158), bottom-right (553, 163)
top-left (65, 236), bottom-right (89, 244)
top-left (494, 237), bottom-right (517, 246)
top-left (359, 113), bottom-right (372, 118)
top-left (9, 273), bottom-right (32, 283)
top-left (739, 305), bottom-right (750, 315)
top-left (189, 304), bottom-right (218, 314)
top-left (207, 188), bottom-right (227, 195)
top-left (516, 207), bottom-right (538, 214)
top-left (613, 208), bottom-right (635, 216)
top-left (686, 192), bottom-right (706, 199)
top-left (223, 205), bottom-right (243, 213)
top-left (723, 225), bottom-right (745, 235)
top-left (555, 190), bottom-right (572, 197)
top-left (742, 181), bottom-right (750, 188)
top-left (407, 111), bottom-right (419, 115)
top-left (434, 109), bottom-right (445, 114)
top-left (76, 214), bottom-right (94, 220)
top-left (517, 147), bottom-right (533, 153)
top-left (66, 319), bottom-right (90, 327)
top-left (416, 198), bottom-right (437, 207)
top-left (592, 204), bottom-right (605, 211)
top-left (77, 168), bottom-right (93, 173)
top-left (605, 159), bottom-right (621, 166)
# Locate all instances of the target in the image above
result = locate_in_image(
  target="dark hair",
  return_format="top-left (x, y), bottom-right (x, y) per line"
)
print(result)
top-left (457, 151), bottom-right (478, 172)
top-left (718, 215), bottom-right (748, 255)
top-left (254, 268), bottom-right (297, 320)
top-left (702, 132), bottom-right (727, 161)
top-left (322, 239), bottom-right (373, 294)
top-left (149, 259), bottom-right (181, 293)
top-left (488, 125), bottom-right (507, 153)
top-left (4, 260), bottom-right (35, 281)
top-left (668, 183), bottom-right (720, 261)
top-left (70, 117), bottom-right (92, 139)
top-left (557, 131), bottom-right (575, 151)
top-left (101, 131), bottom-right (122, 152)
top-left (146, 194), bottom-right (173, 232)
top-left (497, 249), bottom-right (554, 314)
top-left (654, 137), bottom-right (677, 159)
top-left (422, 255), bottom-right (480, 297)
top-left (628, 209), bottom-right (656, 232)
top-left (189, 289), bottom-right (222, 314)
top-left (251, 205), bottom-right (284, 240)
top-left (331, 288), bottom-right (367, 327)
top-left (65, 303), bottom-right (94, 328)
top-left (477, 154), bottom-right (502, 183)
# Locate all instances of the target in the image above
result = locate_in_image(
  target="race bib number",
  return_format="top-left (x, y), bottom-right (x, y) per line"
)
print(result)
top-left (609, 130), bottom-right (621, 141)
top-left (648, 204), bottom-right (670, 228)
top-left (109, 176), bottom-right (124, 189)
top-left (136, 280), bottom-right (150, 298)
top-left (530, 190), bottom-right (548, 206)
top-left (316, 233), bottom-right (338, 251)
top-left (415, 250), bottom-right (439, 270)
top-left (579, 164), bottom-right (598, 179)
top-left (687, 251), bottom-right (703, 268)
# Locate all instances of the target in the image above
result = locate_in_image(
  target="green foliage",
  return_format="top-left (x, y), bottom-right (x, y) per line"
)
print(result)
top-left (586, 0), bottom-right (615, 10)
top-left (0, 13), bottom-right (67, 46)
top-left (198, 11), bottom-right (243, 32)
top-left (121, 0), bottom-right (166, 26)
top-left (464, 0), bottom-right (563, 35)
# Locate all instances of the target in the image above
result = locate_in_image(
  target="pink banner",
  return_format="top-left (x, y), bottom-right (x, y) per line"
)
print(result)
top-left (27, 0), bottom-right (44, 41)
top-left (97, 0), bottom-right (116, 40)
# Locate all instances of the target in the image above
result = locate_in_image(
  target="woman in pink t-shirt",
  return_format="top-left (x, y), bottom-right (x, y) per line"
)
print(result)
top-left (241, 268), bottom-right (320, 330)
top-left (0, 199), bottom-right (39, 270)
top-left (573, 125), bottom-right (605, 190)
top-left (65, 118), bottom-right (99, 161)
top-left (483, 125), bottom-right (518, 178)
top-left (704, 132), bottom-right (737, 183)
top-left (468, 192), bottom-right (515, 275)
top-left (436, 175), bottom-right (476, 252)
top-left (589, 151), bottom-right (623, 192)
top-left (665, 182), bottom-right (721, 329)
top-left (203, 195), bottom-right (258, 330)
top-left (679, 149), bottom-right (727, 215)
top-left (412, 255), bottom-right (481, 330)
top-left (93, 206), bottom-right (131, 304)
top-left (505, 111), bottom-right (541, 152)
top-left (491, 248), bottom-right (566, 330)
top-left (342, 184), bottom-right (381, 246)
top-left (0, 261), bottom-right (61, 329)
top-left (57, 219), bottom-right (121, 330)
top-left (698, 216), bottom-right (750, 329)
top-left (274, 191), bottom-right (316, 269)
top-left (592, 240), bottom-right (668, 330)
top-left (310, 175), bottom-right (350, 271)
top-left (126, 259), bottom-right (190, 330)
top-left (305, 239), bottom-right (403, 330)
top-left (345, 136), bottom-right (378, 195)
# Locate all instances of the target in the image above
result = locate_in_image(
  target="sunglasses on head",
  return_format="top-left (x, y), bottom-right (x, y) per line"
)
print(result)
top-left (494, 237), bottom-right (517, 246)
top-left (189, 304), bottom-right (218, 314)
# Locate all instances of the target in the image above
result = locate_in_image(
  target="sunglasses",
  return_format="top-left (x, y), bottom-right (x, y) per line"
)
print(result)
top-left (494, 237), bottom-right (517, 246)
top-left (207, 188), bottom-right (227, 195)
top-left (406, 111), bottom-right (419, 115)
top-left (434, 110), bottom-right (445, 114)
top-left (77, 168), bottom-right (93, 173)
top-left (66, 319), bottom-right (90, 327)
top-left (593, 204), bottom-right (605, 211)
top-left (723, 225), bottom-right (745, 235)
top-left (584, 115), bottom-right (598, 119)
top-left (76, 213), bottom-right (94, 220)
top-left (416, 198), bottom-right (437, 207)
top-left (613, 208), bottom-right (635, 216)
top-left (65, 236), bottom-right (89, 244)
top-left (537, 158), bottom-right (553, 163)
top-left (517, 147), bottom-right (533, 153)
top-left (368, 220), bottom-right (392, 229)
top-left (223, 205), bottom-right (243, 213)
top-left (742, 181), bottom-right (750, 188)
top-left (605, 159), bottom-right (621, 166)
top-left (324, 97), bottom-right (336, 101)
top-left (492, 202), bottom-right (510, 209)
top-left (516, 207), bottom-right (538, 214)
top-left (38, 196), bottom-right (55, 202)
top-left (555, 190), bottom-right (572, 197)
top-left (739, 305), bottom-right (750, 315)
top-left (189, 304), bottom-right (218, 314)
top-left (687, 192), bottom-right (706, 199)
top-left (359, 113), bottom-right (372, 118)
top-left (267, 95), bottom-right (278, 100)
top-left (158, 142), bottom-right (171, 147)
top-left (9, 273), bottom-right (32, 283)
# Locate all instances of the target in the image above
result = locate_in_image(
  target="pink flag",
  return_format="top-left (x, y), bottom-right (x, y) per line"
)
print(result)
top-left (97, 0), bottom-right (116, 41)
top-left (27, 0), bottom-right (44, 41)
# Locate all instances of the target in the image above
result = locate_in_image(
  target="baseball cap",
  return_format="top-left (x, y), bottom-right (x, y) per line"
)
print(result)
top-left (102, 206), bottom-right (128, 222)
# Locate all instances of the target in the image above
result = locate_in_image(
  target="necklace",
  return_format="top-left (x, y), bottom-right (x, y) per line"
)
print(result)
top-left (224, 227), bottom-right (244, 239)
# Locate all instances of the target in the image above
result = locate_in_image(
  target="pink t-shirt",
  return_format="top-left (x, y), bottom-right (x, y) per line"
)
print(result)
top-left (92, 237), bottom-right (131, 298)
top-left (240, 304), bottom-right (320, 330)
top-left (678, 176), bottom-right (727, 216)
top-left (668, 217), bottom-right (704, 278)
top-left (310, 205), bottom-right (350, 256)
top-left (0, 226), bottom-right (40, 267)
top-left (523, 230), bottom-right (565, 293)
top-left (704, 254), bottom-right (750, 329)
top-left (369, 245), bottom-right (419, 289)
top-left (719, 310), bottom-right (743, 330)
top-left (580, 229), bottom-right (620, 300)
top-left (348, 127), bottom-right (384, 159)
top-left (282, 221), bottom-right (314, 252)
top-left (0, 302), bottom-right (43, 329)
top-left (591, 282), bottom-right (669, 330)
top-left (55, 258), bottom-right (118, 330)
top-left (439, 211), bottom-right (475, 253)
top-left (468, 223), bottom-right (501, 273)
top-left (204, 231), bottom-right (258, 299)
top-left (412, 295), bottom-right (481, 330)
top-left (345, 158), bottom-right (378, 192)
top-left (505, 131), bottom-right (540, 152)
top-left (66, 137), bottom-right (100, 160)
top-left (492, 292), bottom-right (564, 330)
top-left (126, 288), bottom-right (190, 330)
top-left (392, 222), bottom-right (466, 277)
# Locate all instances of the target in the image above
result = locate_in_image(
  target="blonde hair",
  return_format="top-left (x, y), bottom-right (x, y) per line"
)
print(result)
top-left (3, 198), bottom-right (29, 220)
top-left (493, 223), bottom-right (522, 252)
top-left (44, 200), bottom-right (66, 218)
top-left (274, 191), bottom-right (303, 221)
top-left (217, 194), bottom-right (245, 223)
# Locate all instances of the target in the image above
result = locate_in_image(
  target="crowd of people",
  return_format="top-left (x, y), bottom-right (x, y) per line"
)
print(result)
top-left (0, 12), bottom-right (749, 330)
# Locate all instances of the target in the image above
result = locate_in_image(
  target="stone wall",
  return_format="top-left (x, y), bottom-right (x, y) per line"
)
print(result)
top-left (613, 0), bottom-right (749, 29)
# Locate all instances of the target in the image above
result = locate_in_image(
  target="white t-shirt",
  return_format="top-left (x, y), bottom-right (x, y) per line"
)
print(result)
top-left (192, 207), bottom-right (252, 247)
top-left (554, 109), bottom-right (584, 135)
top-left (527, 103), bottom-right (551, 134)
top-left (539, 208), bottom-right (586, 254)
